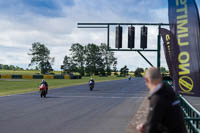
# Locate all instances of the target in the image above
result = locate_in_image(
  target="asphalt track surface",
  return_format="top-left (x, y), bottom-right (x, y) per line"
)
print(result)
top-left (184, 96), bottom-right (200, 112)
top-left (0, 78), bottom-right (148, 133)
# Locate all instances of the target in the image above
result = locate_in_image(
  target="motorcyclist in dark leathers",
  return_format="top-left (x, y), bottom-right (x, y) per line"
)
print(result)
top-left (40, 79), bottom-right (48, 94)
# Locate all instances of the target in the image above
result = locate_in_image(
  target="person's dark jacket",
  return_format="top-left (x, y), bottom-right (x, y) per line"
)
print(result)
top-left (89, 80), bottom-right (95, 85)
top-left (145, 83), bottom-right (187, 133)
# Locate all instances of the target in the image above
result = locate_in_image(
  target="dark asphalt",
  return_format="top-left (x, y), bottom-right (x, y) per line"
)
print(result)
top-left (0, 78), bottom-right (148, 133)
top-left (184, 96), bottom-right (200, 111)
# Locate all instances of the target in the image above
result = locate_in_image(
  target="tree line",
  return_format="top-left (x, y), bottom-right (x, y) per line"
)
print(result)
top-left (28, 42), bottom-right (117, 76)
top-left (0, 64), bottom-right (24, 70)
top-left (27, 42), bottom-right (168, 76)
top-left (61, 43), bottom-right (117, 76)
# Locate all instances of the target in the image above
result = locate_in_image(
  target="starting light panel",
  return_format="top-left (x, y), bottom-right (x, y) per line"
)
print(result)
top-left (128, 26), bottom-right (135, 49)
top-left (140, 26), bottom-right (148, 49)
top-left (115, 26), bottom-right (123, 48)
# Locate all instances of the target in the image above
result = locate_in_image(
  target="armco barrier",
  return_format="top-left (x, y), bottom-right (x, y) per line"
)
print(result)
top-left (0, 74), bottom-right (73, 80)
top-left (54, 75), bottom-right (64, 79)
top-left (43, 75), bottom-right (54, 79)
top-left (1, 75), bottom-right (12, 79)
top-left (22, 75), bottom-right (33, 79)
top-left (33, 75), bottom-right (44, 79)
top-left (70, 75), bottom-right (82, 79)
top-left (64, 75), bottom-right (70, 79)
top-left (12, 75), bottom-right (22, 79)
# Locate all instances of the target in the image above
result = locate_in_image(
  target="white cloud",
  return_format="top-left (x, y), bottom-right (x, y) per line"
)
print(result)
top-left (0, 0), bottom-right (169, 70)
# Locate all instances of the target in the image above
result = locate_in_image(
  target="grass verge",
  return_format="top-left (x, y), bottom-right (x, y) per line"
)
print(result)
top-left (0, 76), bottom-right (125, 96)
top-left (0, 70), bottom-right (61, 75)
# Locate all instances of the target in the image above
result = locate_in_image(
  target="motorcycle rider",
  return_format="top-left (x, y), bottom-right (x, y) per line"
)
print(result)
top-left (88, 78), bottom-right (95, 91)
top-left (89, 78), bottom-right (95, 85)
top-left (40, 79), bottom-right (48, 94)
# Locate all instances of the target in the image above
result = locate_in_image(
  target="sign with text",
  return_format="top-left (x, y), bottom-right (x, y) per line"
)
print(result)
top-left (168, 0), bottom-right (200, 96)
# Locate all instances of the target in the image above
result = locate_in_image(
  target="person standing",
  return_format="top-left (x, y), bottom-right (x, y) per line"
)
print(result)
top-left (137, 67), bottom-right (187, 133)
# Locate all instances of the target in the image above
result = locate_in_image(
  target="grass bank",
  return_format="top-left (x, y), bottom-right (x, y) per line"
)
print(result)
top-left (0, 70), bottom-right (61, 75)
top-left (0, 76), bottom-right (126, 96)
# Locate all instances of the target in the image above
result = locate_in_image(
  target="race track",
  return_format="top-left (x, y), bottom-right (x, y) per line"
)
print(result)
top-left (0, 78), bottom-right (148, 133)
top-left (184, 96), bottom-right (200, 111)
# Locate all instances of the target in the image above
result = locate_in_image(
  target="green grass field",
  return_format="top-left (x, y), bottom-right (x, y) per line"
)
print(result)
top-left (0, 70), bottom-right (62, 75)
top-left (0, 76), bottom-right (126, 96)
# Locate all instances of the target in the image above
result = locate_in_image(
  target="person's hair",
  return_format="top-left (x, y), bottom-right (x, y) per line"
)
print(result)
top-left (145, 67), bottom-right (162, 82)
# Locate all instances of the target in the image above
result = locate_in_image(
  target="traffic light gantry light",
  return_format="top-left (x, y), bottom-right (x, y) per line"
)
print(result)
top-left (140, 26), bottom-right (148, 49)
top-left (115, 25), bottom-right (123, 49)
top-left (115, 25), bottom-right (148, 49)
top-left (128, 26), bottom-right (135, 49)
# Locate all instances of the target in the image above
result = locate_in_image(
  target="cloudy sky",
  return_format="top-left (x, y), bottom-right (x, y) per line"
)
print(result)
top-left (0, 0), bottom-right (200, 71)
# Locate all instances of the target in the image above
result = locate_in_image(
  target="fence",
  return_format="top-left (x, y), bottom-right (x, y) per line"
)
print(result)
top-left (179, 95), bottom-right (200, 133)
top-left (163, 76), bottom-right (200, 133)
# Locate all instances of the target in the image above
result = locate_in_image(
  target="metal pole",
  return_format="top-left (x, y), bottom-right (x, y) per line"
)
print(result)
top-left (137, 51), bottom-right (154, 67)
top-left (78, 22), bottom-right (170, 26)
top-left (107, 25), bottom-right (110, 51)
top-left (157, 25), bottom-right (161, 68)
top-left (109, 49), bottom-right (157, 52)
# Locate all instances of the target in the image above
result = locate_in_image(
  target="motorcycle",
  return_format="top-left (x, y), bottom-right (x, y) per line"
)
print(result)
top-left (40, 84), bottom-right (47, 98)
top-left (89, 80), bottom-right (95, 91)
top-left (89, 84), bottom-right (94, 91)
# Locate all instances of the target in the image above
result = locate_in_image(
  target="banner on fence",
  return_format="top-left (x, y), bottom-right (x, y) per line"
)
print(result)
top-left (160, 28), bottom-right (175, 77)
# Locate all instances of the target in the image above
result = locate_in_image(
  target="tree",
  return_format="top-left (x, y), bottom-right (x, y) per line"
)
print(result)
top-left (70, 43), bottom-right (85, 76)
top-left (3, 65), bottom-right (9, 70)
top-left (99, 43), bottom-right (117, 75)
top-left (134, 67), bottom-right (144, 77)
top-left (15, 66), bottom-right (22, 70)
top-left (9, 65), bottom-right (16, 70)
top-left (120, 65), bottom-right (129, 77)
top-left (61, 55), bottom-right (77, 74)
top-left (35, 66), bottom-right (39, 70)
top-left (41, 60), bottom-right (53, 74)
top-left (28, 42), bottom-right (54, 74)
top-left (160, 67), bottom-right (167, 74)
top-left (106, 66), bottom-right (112, 76)
top-left (0, 64), bottom-right (2, 69)
top-left (61, 43), bottom-right (118, 76)
top-left (85, 44), bottom-right (103, 75)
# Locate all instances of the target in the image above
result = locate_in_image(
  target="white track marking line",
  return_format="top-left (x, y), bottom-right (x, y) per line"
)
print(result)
top-left (0, 94), bottom-right (145, 99)
top-left (192, 104), bottom-right (200, 106)
top-left (46, 95), bottom-right (145, 99)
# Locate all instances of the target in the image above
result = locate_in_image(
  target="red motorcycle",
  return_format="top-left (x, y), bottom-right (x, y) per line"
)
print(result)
top-left (40, 84), bottom-right (47, 98)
